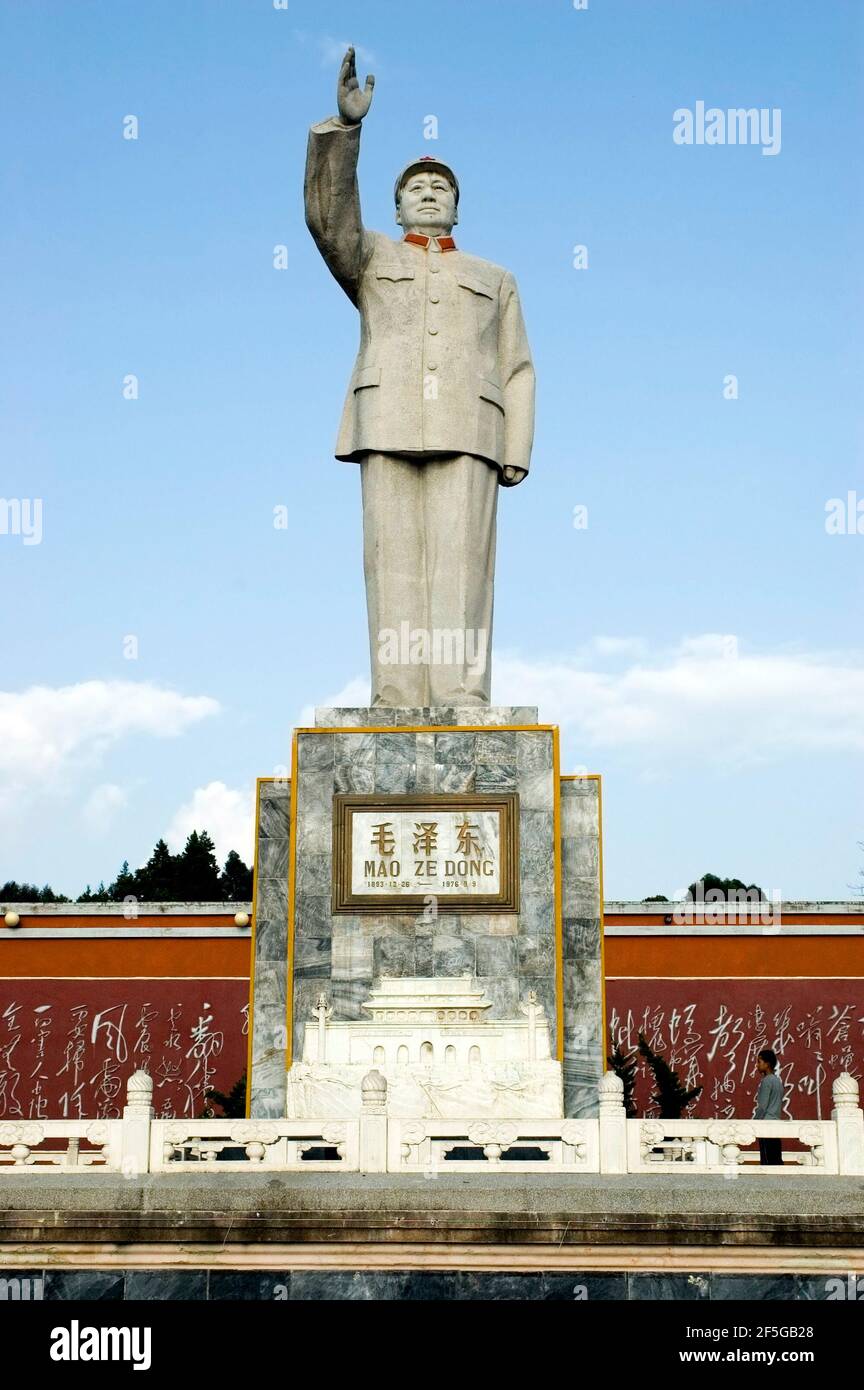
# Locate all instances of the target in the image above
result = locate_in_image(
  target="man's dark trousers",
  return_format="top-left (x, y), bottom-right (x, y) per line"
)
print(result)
top-left (759, 1138), bottom-right (783, 1165)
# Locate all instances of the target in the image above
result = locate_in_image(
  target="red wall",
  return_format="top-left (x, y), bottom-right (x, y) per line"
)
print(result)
top-left (604, 921), bottom-right (864, 1120)
top-left (0, 979), bottom-right (248, 1121)
top-left (607, 977), bottom-right (864, 1121)
top-left (3, 911), bottom-right (861, 1122)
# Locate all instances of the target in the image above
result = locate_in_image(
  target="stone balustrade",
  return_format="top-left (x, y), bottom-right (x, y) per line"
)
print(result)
top-left (151, 1118), bottom-right (359, 1172)
top-left (0, 1119), bottom-right (124, 1171)
top-left (1, 1069), bottom-right (862, 1177)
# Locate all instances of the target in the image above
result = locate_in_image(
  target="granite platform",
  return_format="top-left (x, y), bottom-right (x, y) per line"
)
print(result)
top-left (2, 1173), bottom-right (863, 1295)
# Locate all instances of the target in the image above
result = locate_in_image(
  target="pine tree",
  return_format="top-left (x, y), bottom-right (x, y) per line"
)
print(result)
top-left (19, 832), bottom-right (253, 906)
top-left (177, 831), bottom-right (221, 901)
top-left (77, 882), bottom-right (109, 903)
top-left (135, 839), bottom-right (181, 902)
top-left (607, 1035), bottom-right (638, 1117)
top-left (108, 861), bottom-right (137, 901)
top-left (1, 881), bottom-right (70, 904)
top-left (203, 1071), bottom-right (247, 1118)
top-left (637, 1033), bottom-right (702, 1119)
top-left (219, 850), bottom-right (253, 902)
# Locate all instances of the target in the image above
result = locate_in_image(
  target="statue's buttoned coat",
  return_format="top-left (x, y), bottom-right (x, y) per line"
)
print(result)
top-left (304, 116), bottom-right (535, 481)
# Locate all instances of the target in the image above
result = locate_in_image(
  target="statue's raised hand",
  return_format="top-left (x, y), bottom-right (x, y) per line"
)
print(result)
top-left (337, 46), bottom-right (375, 125)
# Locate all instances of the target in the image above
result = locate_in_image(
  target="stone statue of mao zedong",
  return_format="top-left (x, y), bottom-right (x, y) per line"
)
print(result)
top-left (305, 48), bottom-right (535, 707)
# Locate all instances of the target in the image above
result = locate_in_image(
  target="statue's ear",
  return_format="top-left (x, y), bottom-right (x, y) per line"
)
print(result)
top-left (395, 201), bottom-right (403, 227)
top-left (452, 207), bottom-right (459, 227)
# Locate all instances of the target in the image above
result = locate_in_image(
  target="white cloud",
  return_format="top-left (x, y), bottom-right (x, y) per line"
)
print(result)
top-left (299, 677), bottom-right (369, 728)
top-left (82, 782), bottom-right (128, 833)
top-left (496, 635), bottom-right (864, 767)
top-left (166, 781), bottom-right (254, 866)
top-left (587, 635), bottom-right (649, 661)
top-left (293, 637), bottom-right (864, 769)
top-left (0, 681), bottom-right (220, 798)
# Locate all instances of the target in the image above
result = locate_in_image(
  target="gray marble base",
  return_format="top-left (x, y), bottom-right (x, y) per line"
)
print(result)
top-left (561, 778), bottom-right (604, 1116)
top-left (249, 711), bottom-right (604, 1119)
top-left (248, 780), bottom-right (291, 1119)
top-left (314, 706), bottom-right (539, 728)
top-left (10, 1267), bottom-right (847, 1301)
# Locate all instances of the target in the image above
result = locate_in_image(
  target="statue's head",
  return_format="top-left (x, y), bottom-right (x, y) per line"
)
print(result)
top-left (394, 157), bottom-right (459, 238)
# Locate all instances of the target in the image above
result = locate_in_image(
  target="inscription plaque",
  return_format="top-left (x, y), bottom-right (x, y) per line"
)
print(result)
top-left (332, 793), bottom-right (519, 914)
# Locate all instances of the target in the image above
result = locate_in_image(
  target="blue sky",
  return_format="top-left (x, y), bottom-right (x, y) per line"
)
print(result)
top-left (1, 0), bottom-right (862, 900)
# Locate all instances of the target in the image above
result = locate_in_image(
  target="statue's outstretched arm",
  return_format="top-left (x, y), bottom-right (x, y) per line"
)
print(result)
top-left (304, 47), bottom-right (376, 305)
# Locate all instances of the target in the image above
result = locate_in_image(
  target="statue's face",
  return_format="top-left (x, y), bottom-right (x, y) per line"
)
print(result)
top-left (397, 170), bottom-right (458, 237)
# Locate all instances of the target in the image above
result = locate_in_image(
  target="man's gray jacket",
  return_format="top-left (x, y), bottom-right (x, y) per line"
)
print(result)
top-left (754, 1072), bottom-right (784, 1119)
top-left (304, 116), bottom-right (535, 482)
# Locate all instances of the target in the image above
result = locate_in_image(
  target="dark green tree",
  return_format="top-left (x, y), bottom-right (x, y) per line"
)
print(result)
top-left (134, 839), bottom-right (181, 902)
top-left (28, 833), bottom-right (255, 905)
top-left (1, 881), bottom-right (70, 904)
top-left (643, 895), bottom-right (669, 903)
top-left (637, 1032), bottom-right (702, 1119)
top-left (687, 872), bottom-right (765, 902)
top-left (177, 830), bottom-right (221, 900)
top-left (108, 860), bottom-right (137, 901)
top-left (219, 850), bottom-right (253, 902)
top-left (77, 882), bottom-right (110, 903)
top-left (607, 1035), bottom-right (638, 1117)
top-left (203, 1071), bottom-right (247, 1118)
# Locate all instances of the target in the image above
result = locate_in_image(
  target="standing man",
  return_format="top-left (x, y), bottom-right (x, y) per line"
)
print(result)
top-left (754, 1048), bottom-right (785, 1165)
top-left (304, 48), bottom-right (535, 708)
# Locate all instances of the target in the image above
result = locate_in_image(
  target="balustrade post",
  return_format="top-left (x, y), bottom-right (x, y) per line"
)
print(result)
top-left (312, 992), bottom-right (332, 1063)
top-left (833, 1073), bottom-right (864, 1176)
top-left (121, 1069), bottom-right (154, 1177)
top-left (597, 1071), bottom-right (628, 1174)
top-left (359, 1069), bottom-right (388, 1173)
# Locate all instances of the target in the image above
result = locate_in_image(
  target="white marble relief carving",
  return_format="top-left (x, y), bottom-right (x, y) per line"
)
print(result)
top-left (286, 975), bottom-right (563, 1120)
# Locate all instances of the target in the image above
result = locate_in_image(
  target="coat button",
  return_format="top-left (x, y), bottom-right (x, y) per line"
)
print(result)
top-left (428, 327), bottom-right (439, 335)
top-left (430, 295), bottom-right (440, 304)
top-left (427, 363), bottom-right (438, 371)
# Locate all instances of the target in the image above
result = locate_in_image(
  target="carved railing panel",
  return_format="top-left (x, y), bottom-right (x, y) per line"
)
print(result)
top-left (627, 1117), bottom-right (839, 1174)
top-left (150, 1118), bottom-right (358, 1171)
top-left (388, 1117), bottom-right (598, 1172)
top-left (0, 1120), bottom-right (122, 1171)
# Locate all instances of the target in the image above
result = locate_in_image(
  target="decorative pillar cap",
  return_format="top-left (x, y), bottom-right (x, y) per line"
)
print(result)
top-left (361, 1069), bottom-right (387, 1107)
top-left (833, 1072), bottom-right (860, 1106)
top-left (126, 1069), bottom-right (154, 1101)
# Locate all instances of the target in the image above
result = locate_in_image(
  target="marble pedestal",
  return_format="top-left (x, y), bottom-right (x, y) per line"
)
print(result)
top-left (248, 708), bottom-right (604, 1119)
